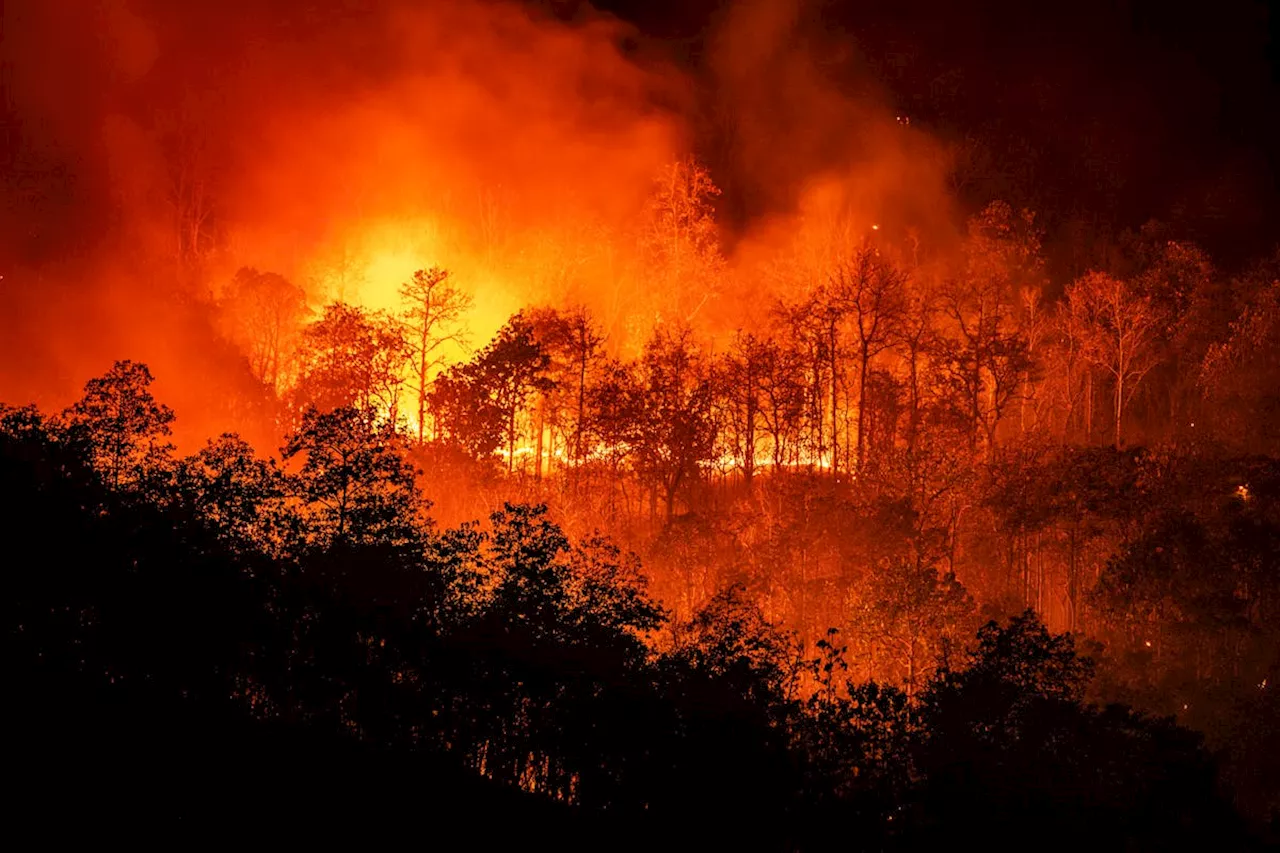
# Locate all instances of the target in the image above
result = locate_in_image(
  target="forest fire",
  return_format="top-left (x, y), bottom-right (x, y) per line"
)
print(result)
top-left (4, 0), bottom-right (1280, 846)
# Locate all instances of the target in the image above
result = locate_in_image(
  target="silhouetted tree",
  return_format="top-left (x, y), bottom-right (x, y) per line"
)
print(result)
top-left (178, 433), bottom-right (290, 555)
top-left (717, 330), bottom-right (774, 485)
top-left (634, 324), bottom-right (716, 521)
top-left (834, 249), bottom-right (908, 474)
top-left (432, 312), bottom-right (553, 474)
top-left (63, 360), bottom-right (176, 490)
top-left (398, 267), bottom-right (472, 443)
top-left (294, 303), bottom-right (408, 419)
top-left (282, 406), bottom-right (422, 547)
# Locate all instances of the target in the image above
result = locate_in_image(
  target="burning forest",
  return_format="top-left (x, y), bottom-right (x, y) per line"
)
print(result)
top-left (4, 0), bottom-right (1280, 847)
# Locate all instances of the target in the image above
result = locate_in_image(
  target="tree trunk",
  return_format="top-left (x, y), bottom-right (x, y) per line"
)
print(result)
top-left (417, 328), bottom-right (429, 444)
top-left (811, 354), bottom-right (824, 472)
top-left (575, 345), bottom-right (587, 464)
top-left (507, 406), bottom-right (516, 476)
top-left (907, 344), bottom-right (921, 453)
top-left (1085, 370), bottom-right (1094, 444)
top-left (856, 345), bottom-right (870, 475)
top-left (829, 323), bottom-right (840, 479)
top-left (535, 398), bottom-right (545, 481)
top-left (1114, 372), bottom-right (1124, 449)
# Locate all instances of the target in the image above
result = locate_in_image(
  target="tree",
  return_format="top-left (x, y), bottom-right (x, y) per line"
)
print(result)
top-left (1199, 262), bottom-right (1280, 450)
top-left (831, 250), bottom-right (907, 475)
top-left (894, 290), bottom-right (938, 454)
top-left (755, 336), bottom-right (807, 471)
top-left (282, 406), bottom-right (423, 548)
top-left (486, 504), bottom-right (664, 644)
top-left (928, 611), bottom-right (1094, 709)
top-left (582, 358), bottom-right (645, 515)
top-left (717, 331), bottom-right (774, 486)
top-left (524, 306), bottom-right (606, 479)
top-left (1131, 235), bottom-right (1222, 435)
top-left (641, 157), bottom-right (725, 325)
top-left (178, 433), bottom-right (290, 556)
top-left (558, 308), bottom-right (606, 470)
top-left (775, 297), bottom-right (833, 472)
top-left (847, 556), bottom-right (974, 696)
top-left (859, 368), bottom-right (905, 475)
top-left (938, 202), bottom-right (1043, 454)
top-left (431, 313), bottom-right (553, 474)
top-left (667, 584), bottom-right (798, 705)
top-left (219, 267), bottom-right (307, 393)
top-left (1066, 272), bottom-right (1164, 448)
top-left (398, 267), bottom-right (472, 443)
top-left (157, 98), bottom-right (222, 276)
top-left (1049, 285), bottom-right (1097, 443)
top-left (934, 322), bottom-right (1032, 456)
top-left (563, 533), bottom-right (666, 640)
top-left (909, 612), bottom-right (1236, 850)
top-left (634, 324), bottom-right (717, 521)
top-left (807, 281), bottom-right (850, 479)
top-left (64, 360), bottom-right (176, 490)
top-left (293, 303), bottom-right (409, 420)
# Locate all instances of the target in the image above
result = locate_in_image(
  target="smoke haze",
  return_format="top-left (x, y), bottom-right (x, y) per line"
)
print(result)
top-left (1, 0), bottom-right (955, 442)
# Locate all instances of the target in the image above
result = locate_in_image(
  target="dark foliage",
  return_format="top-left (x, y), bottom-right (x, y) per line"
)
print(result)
top-left (0, 366), bottom-right (1259, 849)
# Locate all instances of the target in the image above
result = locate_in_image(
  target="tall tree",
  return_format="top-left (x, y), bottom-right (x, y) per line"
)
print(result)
top-left (525, 306), bottom-right (605, 478)
top-left (755, 336), bottom-right (807, 471)
top-left (635, 324), bottom-right (717, 521)
top-left (294, 303), bottom-right (409, 421)
top-left (810, 281), bottom-right (850, 479)
top-left (219, 267), bottom-right (307, 393)
top-left (832, 250), bottom-right (908, 475)
top-left (894, 290), bottom-right (938, 454)
top-left (398, 267), bottom-right (472, 444)
top-left (431, 313), bottom-right (553, 474)
top-left (63, 360), bottom-right (176, 490)
top-left (939, 201), bottom-right (1043, 454)
top-left (718, 331), bottom-right (775, 486)
top-left (282, 406), bottom-right (422, 548)
top-left (641, 157), bottom-right (725, 326)
top-left (583, 358), bottom-right (645, 516)
top-left (1066, 272), bottom-right (1164, 448)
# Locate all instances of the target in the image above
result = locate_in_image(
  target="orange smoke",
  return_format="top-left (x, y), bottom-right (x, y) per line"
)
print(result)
top-left (0, 0), bottom-right (961, 445)
top-left (222, 0), bottom-right (687, 345)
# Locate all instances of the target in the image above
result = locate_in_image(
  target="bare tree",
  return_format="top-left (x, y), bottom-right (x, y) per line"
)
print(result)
top-left (894, 289), bottom-right (937, 454)
top-left (937, 201), bottom-right (1043, 454)
top-left (1066, 272), bottom-right (1165, 448)
top-left (774, 298), bottom-right (831, 472)
top-left (398, 267), bottom-right (472, 443)
top-left (161, 120), bottom-right (218, 273)
top-left (717, 331), bottom-right (774, 486)
top-left (939, 279), bottom-right (1032, 456)
top-left (831, 250), bottom-right (908, 475)
top-left (219, 268), bottom-right (307, 393)
top-left (1054, 288), bottom-right (1096, 443)
top-left (641, 157), bottom-right (724, 325)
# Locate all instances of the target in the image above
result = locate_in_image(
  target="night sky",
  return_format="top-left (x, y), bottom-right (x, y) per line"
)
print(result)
top-left (587, 0), bottom-right (1280, 266)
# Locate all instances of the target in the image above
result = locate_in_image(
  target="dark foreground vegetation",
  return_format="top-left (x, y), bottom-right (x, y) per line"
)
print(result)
top-left (4, 363), bottom-right (1273, 850)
